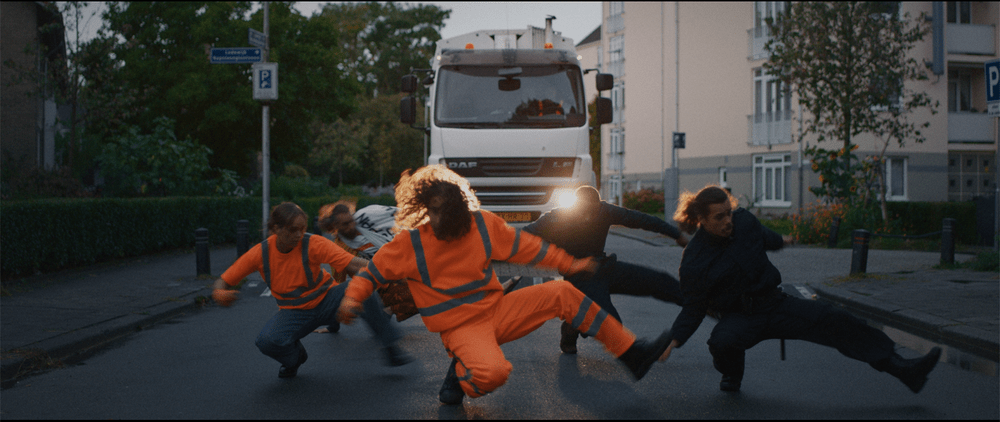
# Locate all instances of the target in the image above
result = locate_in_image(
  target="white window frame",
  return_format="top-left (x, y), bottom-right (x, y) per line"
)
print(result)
top-left (884, 157), bottom-right (907, 201)
top-left (753, 68), bottom-right (790, 123)
top-left (719, 167), bottom-right (728, 188)
top-left (753, 153), bottom-right (792, 207)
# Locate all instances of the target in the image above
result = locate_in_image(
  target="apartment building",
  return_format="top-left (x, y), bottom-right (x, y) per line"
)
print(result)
top-left (577, 1), bottom-right (998, 215)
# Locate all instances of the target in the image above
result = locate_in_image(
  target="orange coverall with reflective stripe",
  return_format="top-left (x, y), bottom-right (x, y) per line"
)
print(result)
top-left (345, 210), bottom-right (637, 398)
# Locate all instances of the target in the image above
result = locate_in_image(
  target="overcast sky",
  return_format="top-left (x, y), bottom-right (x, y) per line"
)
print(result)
top-left (69, 2), bottom-right (603, 47)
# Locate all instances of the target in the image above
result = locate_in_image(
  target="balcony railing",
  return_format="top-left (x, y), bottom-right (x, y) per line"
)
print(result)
top-left (948, 112), bottom-right (996, 143)
top-left (747, 110), bottom-right (793, 146)
top-left (747, 27), bottom-right (773, 61)
top-left (946, 23), bottom-right (996, 56)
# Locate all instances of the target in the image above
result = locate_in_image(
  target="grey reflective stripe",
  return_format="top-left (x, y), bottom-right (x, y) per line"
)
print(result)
top-left (474, 211), bottom-right (491, 258)
top-left (527, 241), bottom-right (551, 267)
top-left (570, 296), bottom-right (609, 337)
top-left (505, 228), bottom-right (521, 260)
top-left (436, 265), bottom-right (494, 296)
top-left (582, 308), bottom-right (608, 337)
top-left (261, 239), bottom-right (271, 288)
top-left (301, 233), bottom-right (315, 287)
top-left (261, 234), bottom-right (325, 302)
top-left (359, 263), bottom-right (382, 290)
top-left (409, 229), bottom-right (433, 289)
top-left (275, 278), bottom-right (335, 307)
top-left (418, 291), bottom-right (486, 317)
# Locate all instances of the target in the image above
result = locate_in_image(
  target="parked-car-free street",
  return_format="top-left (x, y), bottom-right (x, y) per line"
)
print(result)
top-left (1, 232), bottom-right (997, 419)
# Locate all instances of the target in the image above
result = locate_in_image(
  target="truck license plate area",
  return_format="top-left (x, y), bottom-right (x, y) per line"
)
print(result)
top-left (497, 212), bottom-right (532, 222)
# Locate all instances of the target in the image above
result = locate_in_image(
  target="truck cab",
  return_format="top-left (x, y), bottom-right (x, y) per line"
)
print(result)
top-left (402, 17), bottom-right (612, 222)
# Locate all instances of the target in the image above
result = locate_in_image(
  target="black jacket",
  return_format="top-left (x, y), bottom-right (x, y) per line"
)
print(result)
top-left (523, 201), bottom-right (682, 259)
top-left (669, 208), bottom-right (786, 347)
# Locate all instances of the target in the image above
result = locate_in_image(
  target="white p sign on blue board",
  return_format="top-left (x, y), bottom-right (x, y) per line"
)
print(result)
top-left (253, 62), bottom-right (278, 101)
top-left (987, 60), bottom-right (1000, 116)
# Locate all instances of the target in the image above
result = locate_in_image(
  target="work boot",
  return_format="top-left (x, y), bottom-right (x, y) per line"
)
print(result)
top-left (719, 374), bottom-right (742, 392)
top-left (882, 347), bottom-right (942, 393)
top-left (617, 330), bottom-right (672, 381)
top-left (279, 343), bottom-right (309, 378)
top-left (439, 358), bottom-right (465, 405)
top-left (560, 322), bottom-right (579, 354)
top-left (382, 345), bottom-right (414, 367)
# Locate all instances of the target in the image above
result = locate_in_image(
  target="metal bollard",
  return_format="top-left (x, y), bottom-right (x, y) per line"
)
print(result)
top-left (196, 227), bottom-right (211, 276)
top-left (941, 218), bottom-right (955, 265)
top-left (827, 217), bottom-right (841, 248)
top-left (236, 220), bottom-right (249, 258)
top-left (850, 229), bottom-right (870, 274)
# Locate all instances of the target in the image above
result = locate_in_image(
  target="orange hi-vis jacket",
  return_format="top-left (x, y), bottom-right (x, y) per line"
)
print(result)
top-left (345, 210), bottom-right (586, 332)
top-left (221, 233), bottom-right (354, 310)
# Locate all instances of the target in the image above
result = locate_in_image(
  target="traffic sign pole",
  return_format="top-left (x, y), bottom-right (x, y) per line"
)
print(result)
top-left (261, 3), bottom-right (270, 239)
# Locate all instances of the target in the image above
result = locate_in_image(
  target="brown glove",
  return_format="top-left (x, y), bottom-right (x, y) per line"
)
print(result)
top-left (377, 280), bottom-right (419, 322)
top-left (212, 289), bottom-right (238, 307)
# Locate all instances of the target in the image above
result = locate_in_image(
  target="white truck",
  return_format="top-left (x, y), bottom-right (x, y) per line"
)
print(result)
top-left (400, 17), bottom-right (613, 223)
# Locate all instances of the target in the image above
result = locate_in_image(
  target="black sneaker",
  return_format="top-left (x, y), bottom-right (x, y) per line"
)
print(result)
top-left (383, 345), bottom-right (414, 367)
top-left (560, 322), bottom-right (579, 354)
top-left (719, 374), bottom-right (742, 392)
top-left (279, 345), bottom-right (308, 378)
top-left (439, 358), bottom-right (465, 405)
top-left (887, 347), bottom-right (942, 393)
top-left (617, 330), bottom-right (672, 381)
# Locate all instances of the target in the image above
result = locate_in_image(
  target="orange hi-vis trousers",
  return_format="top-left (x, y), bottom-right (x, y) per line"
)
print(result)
top-left (439, 280), bottom-right (637, 398)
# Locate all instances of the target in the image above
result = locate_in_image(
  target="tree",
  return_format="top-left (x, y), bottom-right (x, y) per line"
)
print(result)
top-left (764, 2), bottom-right (937, 221)
top-left (98, 1), bottom-right (361, 176)
top-left (317, 2), bottom-right (449, 97)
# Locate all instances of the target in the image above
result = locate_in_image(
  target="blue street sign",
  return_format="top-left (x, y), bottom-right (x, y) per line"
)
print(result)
top-left (987, 60), bottom-right (1000, 116)
top-left (248, 28), bottom-right (267, 48)
top-left (210, 48), bottom-right (262, 64)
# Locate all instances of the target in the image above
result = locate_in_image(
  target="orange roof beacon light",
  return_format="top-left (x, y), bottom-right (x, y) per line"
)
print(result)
top-left (465, 43), bottom-right (475, 49)
top-left (544, 42), bottom-right (554, 49)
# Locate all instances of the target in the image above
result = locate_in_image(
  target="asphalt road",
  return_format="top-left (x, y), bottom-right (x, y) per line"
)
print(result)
top-left (0, 236), bottom-right (997, 419)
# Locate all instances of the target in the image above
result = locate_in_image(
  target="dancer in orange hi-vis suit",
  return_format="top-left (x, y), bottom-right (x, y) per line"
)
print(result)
top-left (336, 165), bottom-right (672, 405)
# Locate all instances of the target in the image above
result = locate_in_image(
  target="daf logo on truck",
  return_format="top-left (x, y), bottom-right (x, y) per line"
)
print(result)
top-left (400, 16), bottom-right (614, 223)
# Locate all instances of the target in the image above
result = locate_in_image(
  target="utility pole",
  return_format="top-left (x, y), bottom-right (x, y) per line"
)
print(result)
top-left (261, 2), bottom-right (270, 238)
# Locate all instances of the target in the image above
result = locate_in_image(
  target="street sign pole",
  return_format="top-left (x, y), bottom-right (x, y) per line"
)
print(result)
top-left (261, 2), bottom-right (270, 239)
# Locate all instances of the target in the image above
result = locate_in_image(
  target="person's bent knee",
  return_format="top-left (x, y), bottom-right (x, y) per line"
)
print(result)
top-left (462, 361), bottom-right (513, 398)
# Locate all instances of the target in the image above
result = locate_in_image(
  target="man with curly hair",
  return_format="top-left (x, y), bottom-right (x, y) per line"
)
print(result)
top-left (336, 165), bottom-right (673, 405)
top-left (660, 185), bottom-right (941, 394)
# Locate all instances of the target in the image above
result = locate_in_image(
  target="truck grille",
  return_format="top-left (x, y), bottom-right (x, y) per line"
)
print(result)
top-left (445, 157), bottom-right (575, 178)
top-left (473, 186), bottom-right (553, 206)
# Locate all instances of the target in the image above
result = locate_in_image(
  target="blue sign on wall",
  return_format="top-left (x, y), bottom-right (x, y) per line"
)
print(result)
top-left (210, 48), bottom-right (262, 64)
top-left (987, 60), bottom-right (1000, 116)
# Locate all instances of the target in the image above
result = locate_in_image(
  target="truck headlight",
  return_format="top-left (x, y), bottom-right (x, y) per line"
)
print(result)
top-left (556, 189), bottom-right (577, 208)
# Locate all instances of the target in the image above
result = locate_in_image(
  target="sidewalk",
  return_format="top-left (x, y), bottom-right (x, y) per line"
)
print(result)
top-left (2, 231), bottom-right (998, 388)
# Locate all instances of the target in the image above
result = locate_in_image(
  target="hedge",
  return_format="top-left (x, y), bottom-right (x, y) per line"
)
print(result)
top-left (1, 195), bottom-right (396, 280)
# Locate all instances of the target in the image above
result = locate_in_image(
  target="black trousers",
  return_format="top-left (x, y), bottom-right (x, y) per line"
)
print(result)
top-left (567, 254), bottom-right (683, 323)
top-left (706, 293), bottom-right (896, 380)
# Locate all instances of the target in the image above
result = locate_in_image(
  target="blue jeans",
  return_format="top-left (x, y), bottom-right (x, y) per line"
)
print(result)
top-left (255, 282), bottom-right (401, 368)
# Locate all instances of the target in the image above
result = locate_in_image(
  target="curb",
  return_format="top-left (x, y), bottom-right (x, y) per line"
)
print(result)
top-left (0, 287), bottom-right (210, 388)
top-left (813, 285), bottom-right (999, 363)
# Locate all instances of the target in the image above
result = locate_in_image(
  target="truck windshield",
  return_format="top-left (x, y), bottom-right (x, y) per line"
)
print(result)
top-left (435, 65), bottom-right (586, 128)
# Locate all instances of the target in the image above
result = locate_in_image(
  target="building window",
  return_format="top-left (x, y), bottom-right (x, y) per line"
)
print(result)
top-left (607, 2), bottom-right (624, 33)
top-left (612, 82), bottom-right (624, 124)
top-left (609, 35), bottom-right (624, 79)
top-left (754, 2), bottom-right (787, 37)
top-left (884, 157), bottom-right (907, 200)
top-left (753, 68), bottom-right (791, 123)
top-left (596, 45), bottom-right (603, 73)
top-left (947, 1), bottom-right (971, 24)
top-left (753, 154), bottom-right (792, 206)
top-left (608, 128), bottom-right (624, 170)
top-left (948, 68), bottom-right (972, 112)
top-left (719, 167), bottom-right (728, 188)
top-left (948, 151), bottom-right (997, 201)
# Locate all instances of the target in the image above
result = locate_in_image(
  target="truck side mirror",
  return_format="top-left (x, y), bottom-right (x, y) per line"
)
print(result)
top-left (400, 96), bottom-right (417, 124)
top-left (401, 74), bottom-right (418, 93)
top-left (595, 97), bottom-right (613, 125)
top-left (596, 73), bottom-right (613, 92)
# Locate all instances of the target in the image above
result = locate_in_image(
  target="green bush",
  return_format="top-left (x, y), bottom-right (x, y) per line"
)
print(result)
top-left (789, 201), bottom-right (977, 248)
top-left (623, 188), bottom-right (665, 214)
top-left (1, 190), bottom-right (399, 280)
